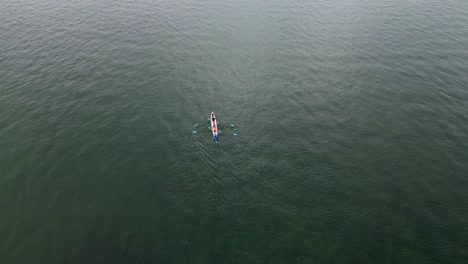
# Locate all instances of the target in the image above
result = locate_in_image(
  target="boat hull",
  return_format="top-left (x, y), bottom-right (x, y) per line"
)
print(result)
top-left (210, 111), bottom-right (218, 143)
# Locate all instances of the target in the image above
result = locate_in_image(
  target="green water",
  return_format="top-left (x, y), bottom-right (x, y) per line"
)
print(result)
top-left (1, 0), bottom-right (468, 263)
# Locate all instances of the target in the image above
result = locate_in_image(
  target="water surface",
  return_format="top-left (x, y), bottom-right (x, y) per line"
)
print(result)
top-left (1, 0), bottom-right (468, 263)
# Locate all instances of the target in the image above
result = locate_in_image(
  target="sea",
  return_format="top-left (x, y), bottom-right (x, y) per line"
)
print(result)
top-left (1, 0), bottom-right (468, 263)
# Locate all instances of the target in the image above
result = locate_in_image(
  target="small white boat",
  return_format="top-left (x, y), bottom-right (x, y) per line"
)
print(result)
top-left (210, 110), bottom-right (219, 143)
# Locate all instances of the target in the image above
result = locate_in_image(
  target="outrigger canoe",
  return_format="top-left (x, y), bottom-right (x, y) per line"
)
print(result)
top-left (210, 110), bottom-right (219, 143)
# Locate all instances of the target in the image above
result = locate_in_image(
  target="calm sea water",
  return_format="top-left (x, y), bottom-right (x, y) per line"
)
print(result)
top-left (1, 0), bottom-right (468, 263)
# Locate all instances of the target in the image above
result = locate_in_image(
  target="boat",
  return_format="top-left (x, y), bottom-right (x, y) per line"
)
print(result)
top-left (210, 110), bottom-right (219, 143)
